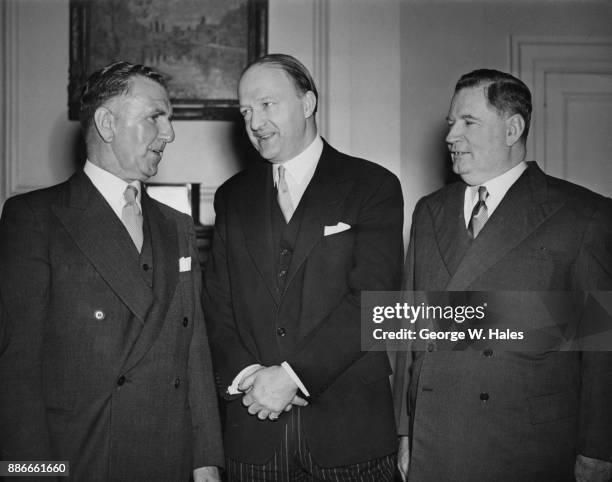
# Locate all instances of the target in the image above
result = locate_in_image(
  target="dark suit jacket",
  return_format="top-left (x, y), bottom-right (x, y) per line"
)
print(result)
top-left (394, 162), bottom-right (612, 481)
top-left (0, 171), bottom-right (223, 481)
top-left (204, 141), bottom-right (404, 466)
top-left (0, 295), bottom-right (10, 357)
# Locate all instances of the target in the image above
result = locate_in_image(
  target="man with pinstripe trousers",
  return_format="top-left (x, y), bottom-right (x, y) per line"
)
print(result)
top-left (203, 54), bottom-right (404, 481)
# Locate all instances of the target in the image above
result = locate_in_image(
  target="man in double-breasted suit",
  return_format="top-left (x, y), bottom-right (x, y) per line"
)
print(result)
top-left (395, 69), bottom-right (612, 481)
top-left (204, 54), bottom-right (404, 480)
top-left (0, 62), bottom-right (223, 481)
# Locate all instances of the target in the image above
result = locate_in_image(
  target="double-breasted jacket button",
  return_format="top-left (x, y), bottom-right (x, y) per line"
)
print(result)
top-left (174, 377), bottom-right (181, 388)
top-left (480, 392), bottom-right (490, 402)
top-left (276, 327), bottom-right (286, 337)
top-left (117, 375), bottom-right (126, 386)
top-left (94, 310), bottom-right (105, 320)
top-left (142, 263), bottom-right (150, 271)
top-left (483, 348), bottom-right (493, 357)
top-left (182, 317), bottom-right (189, 327)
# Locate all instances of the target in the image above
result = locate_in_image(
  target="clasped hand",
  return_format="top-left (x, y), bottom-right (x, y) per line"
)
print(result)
top-left (239, 365), bottom-right (308, 420)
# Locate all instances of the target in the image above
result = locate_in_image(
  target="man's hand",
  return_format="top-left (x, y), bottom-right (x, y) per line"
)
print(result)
top-left (575, 454), bottom-right (612, 482)
top-left (239, 365), bottom-right (307, 419)
top-left (397, 436), bottom-right (410, 481)
top-left (193, 466), bottom-right (220, 482)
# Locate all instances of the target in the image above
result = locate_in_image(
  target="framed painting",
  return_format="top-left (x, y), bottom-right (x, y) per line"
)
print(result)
top-left (68, 0), bottom-right (268, 120)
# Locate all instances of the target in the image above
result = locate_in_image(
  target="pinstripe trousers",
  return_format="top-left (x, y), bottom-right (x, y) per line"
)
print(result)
top-left (225, 408), bottom-right (396, 481)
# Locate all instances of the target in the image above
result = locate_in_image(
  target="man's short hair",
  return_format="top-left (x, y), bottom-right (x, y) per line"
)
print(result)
top-left (242, 53), bottom-right (319, 115)
top-left (79, 61), bottom-right (167, 133)
top-left (455, 69), bottom-right (532, 143)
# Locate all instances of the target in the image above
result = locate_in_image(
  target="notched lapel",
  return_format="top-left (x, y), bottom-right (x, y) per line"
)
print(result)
top-left (53, 172), bottom-right (154, 323)
top-left (447, 164), bottom-right (564, 291)
top-left (431, 183), bottom-right (470, 277)
top-left (238, 165), bottom-right (280, 303)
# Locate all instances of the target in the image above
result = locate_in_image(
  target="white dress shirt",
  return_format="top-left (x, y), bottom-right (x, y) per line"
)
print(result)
top-left (463, 161), bottom-right (527, 228)
top-left (272, 136), bottom-right (323, 211)
top-left (83, 160), bottom-right (141, 219)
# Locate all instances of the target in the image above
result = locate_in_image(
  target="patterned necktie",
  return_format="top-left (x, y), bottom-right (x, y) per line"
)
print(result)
top-left (468, 186), bottom-right (489, 239)
top-left (122, 185), bottom-right (143, 252)
top-left (277, 165), bottom-right (295, 223)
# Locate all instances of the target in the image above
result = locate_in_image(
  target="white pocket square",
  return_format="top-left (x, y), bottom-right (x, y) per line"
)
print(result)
top-left (324, 222), bottom-right (351, 236)
top-left (179, 256), bottom-right (191, 272)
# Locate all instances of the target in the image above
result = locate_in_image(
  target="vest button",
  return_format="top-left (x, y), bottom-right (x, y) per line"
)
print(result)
top-left (480, 392), bottom-right (490, 402)
top-left (142, 263), bottom-right (150, 271)
top-left (278, 270), bottom-right (287, 278)
top-left (276, 327), bottom-right (286, 337)
top-left (117, 376), bottom-right (126, 386)
top-left (280, 248), bottom-right (290, 256)
top-left (174, 377), bottom-right (181, 388)
top-left (182, 317), bottom-right (189, 327)
top-left (483, 349), bottom-right (493, 357)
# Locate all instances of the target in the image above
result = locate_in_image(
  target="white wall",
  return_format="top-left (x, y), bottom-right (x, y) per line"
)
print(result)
top-left (2, 0), bottom-right (80, 197)
top-left (268, 0), bottom-right (402, 176)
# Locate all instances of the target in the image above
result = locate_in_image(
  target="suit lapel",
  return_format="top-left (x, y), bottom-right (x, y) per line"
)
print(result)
top-left (122, 190), bottom-right (179, 372)
top-left (285, 143), bottom-right (353, 288)
top-left (446, 163), bottom-right (564, 290)
top-left (431, 182), bottom-right (471, 277)
top-left (238, 163), bottom-right (280, 303)
top-left (53, 171), bottom-right (154, 322)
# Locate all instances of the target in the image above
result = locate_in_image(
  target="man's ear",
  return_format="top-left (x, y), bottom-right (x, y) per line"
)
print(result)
top-left (302, 91), bottom-right (317, 119)
top-left (505, 113), bottom-right (525, 147)
top-left (93, 107), bottom-right (115, 143)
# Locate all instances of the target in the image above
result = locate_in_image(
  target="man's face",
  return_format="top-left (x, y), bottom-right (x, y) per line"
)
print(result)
top-left (445, 86), bottom-right (512, 186)
top-left (108, 76), bottom-right (175, 181)
top-left (238, 64), bottom-right (311, 163)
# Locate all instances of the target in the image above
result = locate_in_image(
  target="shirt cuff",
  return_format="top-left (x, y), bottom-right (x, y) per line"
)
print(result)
top-left (227, 364), bottom-right (262, 395)
top-left (281, 361), bottom-right (310, 397)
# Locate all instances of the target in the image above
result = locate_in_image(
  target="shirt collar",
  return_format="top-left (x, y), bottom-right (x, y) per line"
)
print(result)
top-left (273, 136), bottom-right (323, 187)
top-left (464, 161), bottom-right (527, 226)
top-left (84, 160), bottom-right (141, 219)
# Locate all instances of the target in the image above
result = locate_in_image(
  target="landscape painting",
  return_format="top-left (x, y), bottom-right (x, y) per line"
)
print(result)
top-left (69, 0), bottom-right (267, 120)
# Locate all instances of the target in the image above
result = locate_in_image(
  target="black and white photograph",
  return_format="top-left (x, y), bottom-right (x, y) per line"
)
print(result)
top-left (0, 0), bottom-right (611, 481)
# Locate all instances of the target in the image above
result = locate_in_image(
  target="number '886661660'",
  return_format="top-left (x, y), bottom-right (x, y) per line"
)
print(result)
top-left (1, 462), bottom-right (69, 477)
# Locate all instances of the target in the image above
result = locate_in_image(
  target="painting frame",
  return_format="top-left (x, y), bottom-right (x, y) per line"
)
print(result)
top-left (68, 0), bottom-right (268, 121)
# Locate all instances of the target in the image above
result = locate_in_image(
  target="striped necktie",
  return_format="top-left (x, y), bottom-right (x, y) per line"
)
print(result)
top-left (122, 185), bottom-right (143, 252)
top-left (468, 186), bottom-right (489, 239)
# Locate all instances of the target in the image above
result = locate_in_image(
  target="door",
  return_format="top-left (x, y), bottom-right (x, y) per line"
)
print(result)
top-left (544, 72), bottom-right (612, 197)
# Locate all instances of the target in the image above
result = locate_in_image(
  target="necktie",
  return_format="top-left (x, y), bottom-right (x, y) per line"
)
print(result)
top-left (468, 186), bottom-right (489, 239)
top-left (277, 165), bottom-right (295, 223)
top-left (122, 185), bottom-right (143, 252)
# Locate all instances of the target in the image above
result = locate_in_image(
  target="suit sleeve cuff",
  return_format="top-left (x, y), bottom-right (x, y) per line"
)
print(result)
top-left (281, 361), bottom-right (310, 397)
top-left (227, 364), bottom-right (262, 395)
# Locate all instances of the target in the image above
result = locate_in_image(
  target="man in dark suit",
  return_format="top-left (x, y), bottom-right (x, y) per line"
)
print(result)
top-left (203, 54), bottom-right (403, 480)
top-left (395, 69), bottom-right (612, 481)
top-left (0, 61), bottom-right (223, 481)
